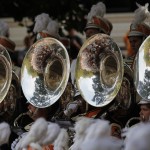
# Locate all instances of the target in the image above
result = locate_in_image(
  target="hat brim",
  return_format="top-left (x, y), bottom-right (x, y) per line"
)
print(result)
top-left (128, 31), bottom-right (145, 37)
top-left (138, 100), bottom-right (150, 105)
top-left (84, 24), bottom-right (100, 31)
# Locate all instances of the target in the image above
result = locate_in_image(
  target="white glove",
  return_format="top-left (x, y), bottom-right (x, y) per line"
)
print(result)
top-left (11, 132), bottom-right (27, 150)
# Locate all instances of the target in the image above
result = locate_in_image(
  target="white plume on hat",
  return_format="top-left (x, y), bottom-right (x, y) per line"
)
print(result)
top-left (53, 128), bottom-right (69, 150)
top-left (124, 123), bottom-right (150, 150)
top-left (38, 122), bottom-right (60, 146)
top-left (79, 119), bottom-right (122, 150)
top-left (84, 119), bottom-right (110, 141)
top-left (33, 13), bottom-right (51, 33)
top-left (0, 20), bottom-right (9, 37)
top-left (16, 118), bottom-right (48, 149)
top-left (0, 122), bottom-right (11, 145)
top-left (87, 2), bottom-right (106, 22)
top-left (81, 137), bottom-right (122, 150)
top-left (133, 3), bottom-right (150, 25)
top-left (70, 117), bottom-right (95, 150)
top-left (46, 20), bottom-right (60, 39)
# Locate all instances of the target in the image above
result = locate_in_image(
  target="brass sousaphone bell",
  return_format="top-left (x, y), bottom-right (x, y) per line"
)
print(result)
top-left (21, 37), bottom-right (70, 108)
top-left (134, 35), bottom-right (150, 101)
top-left (75, 34), bottom-right (124, 107)
top-left (0, 45), bottom-right (12, 103)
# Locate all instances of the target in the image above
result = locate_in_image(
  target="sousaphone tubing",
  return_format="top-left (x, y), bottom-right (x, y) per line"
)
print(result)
top-left (21, 37), bottom-right (70, 108)
top-left (75, 33), bottom-right (124, 107)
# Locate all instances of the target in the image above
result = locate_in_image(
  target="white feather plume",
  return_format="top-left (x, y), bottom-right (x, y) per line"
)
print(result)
top-left (38, 122), bottom-right (60, 146)
top-left (87, 2), bottom-right (106, 21)
top-left (70, 117), bottom-right (95, 150)
top-left (84, 119), bottom-right (110, 141)
top-left (81, 137), bottom-right (122, 150)
top-left (0, 20), bottom-right (9, 37)
top-left (0, 122), bottom-right (11, 145)
top-left (33, 13), bottom-right (51, 33)
top-left (133, 3), bottom-right (150, 25)
top-left (53, 128), bottom-right (69, 150)
top-left (124, 123), bottom-right (150, 150)
top-left (19, 118), bottom-right (48, 149)
top-left (46, 20), bottom-right (60, 38)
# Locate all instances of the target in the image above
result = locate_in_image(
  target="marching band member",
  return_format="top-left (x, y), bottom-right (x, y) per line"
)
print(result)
top-left (75, 2), bottom-right (122, 138)
top-left (138, 99), bottom-right (150, 123)
top-left (70, 2), bottom-right (113, 94)
top-left (11, 12), bottom-right (71, 150)
top-left (125, 2), bottom-right (150, 69)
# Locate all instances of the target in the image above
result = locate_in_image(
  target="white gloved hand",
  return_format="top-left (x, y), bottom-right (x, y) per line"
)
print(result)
top-left (11, 132), bottom-right (27, 150)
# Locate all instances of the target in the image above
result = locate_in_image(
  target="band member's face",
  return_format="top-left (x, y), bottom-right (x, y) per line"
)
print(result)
top-left (85, 28), bottom-right (100, 39)
top-left (27, 104), bottom-right (37, 120)
top-left (128, 36), bottom-right (143, 54)
top-left (139, 105), bottom-right (150, 122)
top-left (27, 104), bottom-right (47, 121)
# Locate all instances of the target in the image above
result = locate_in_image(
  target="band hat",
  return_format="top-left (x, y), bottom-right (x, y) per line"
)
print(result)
top-left (128, 30), bottom-right (146, 37)
top-left (128, 3), bottom-right (150, 37)
top-left (84, 17), bottom-right (109, 34)
top-left (84, 2), bottom-right (110, 34)
top-left (0, 36), bottom-right (16, 52)
top-left (33, 13), bottom-right (60, 40)
top-left (128, 23), bottom-right (150, 37)
top-left (138, 98), bottom-right (150, 105)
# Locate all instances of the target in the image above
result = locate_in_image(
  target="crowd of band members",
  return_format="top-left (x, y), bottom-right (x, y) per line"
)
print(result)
top-left (0, 2), bottom-right (150, 150)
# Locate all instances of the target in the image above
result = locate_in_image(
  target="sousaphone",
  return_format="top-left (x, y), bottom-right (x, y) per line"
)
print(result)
top-left (0, 45), bottom-right (12, 103)
top-left (0, 70), bottom-right (20, 121)
top-left (21, 37), bottom-right (70, 108)
top-left (134, 35), bottom-right (150, 101)
top-left (75, 33), bottom-right (124, 107)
